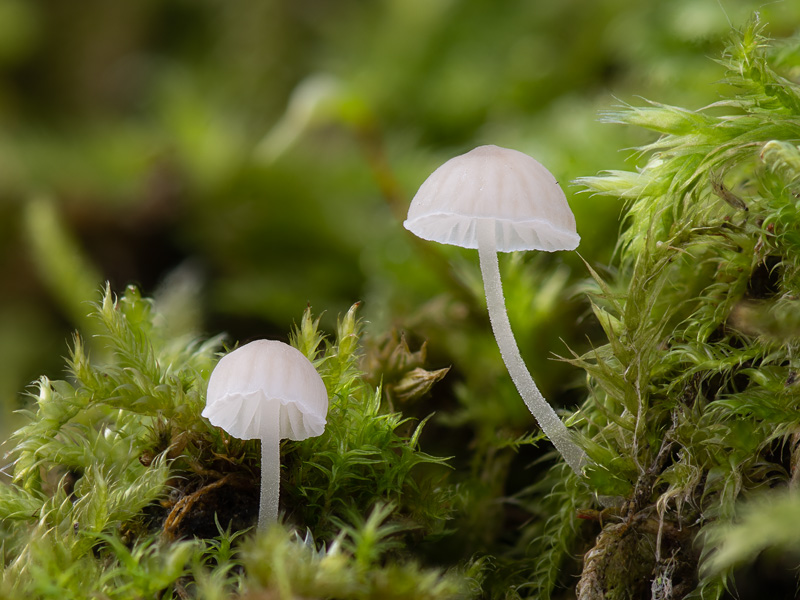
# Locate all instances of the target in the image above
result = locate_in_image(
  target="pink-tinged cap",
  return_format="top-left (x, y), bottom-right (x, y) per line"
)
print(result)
top-left (404, 145), bottom-right (580, 253)
top-left (203, 340), bottom-right (328, 441)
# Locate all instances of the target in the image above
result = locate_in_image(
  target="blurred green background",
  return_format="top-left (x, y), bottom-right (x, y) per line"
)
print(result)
top-left (1, 0), bottom-right (799, 446)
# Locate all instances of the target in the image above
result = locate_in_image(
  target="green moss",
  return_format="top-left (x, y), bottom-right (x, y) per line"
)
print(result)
top-left (571, 17), bottom-right (800, 599)
top-left (4, 16), bottom-right (800, 600)
top-left (0, 285), bottom-right (462, 598)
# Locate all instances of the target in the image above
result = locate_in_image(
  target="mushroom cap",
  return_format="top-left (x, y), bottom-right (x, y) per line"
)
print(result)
top-left (403, 145), bottom-right (580, 252)
top-left (202, 340), bottom-right (328, 441)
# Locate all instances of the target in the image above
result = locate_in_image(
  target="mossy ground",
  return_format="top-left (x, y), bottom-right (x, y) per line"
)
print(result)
top-left (3, 17), bottom-right (800, 600)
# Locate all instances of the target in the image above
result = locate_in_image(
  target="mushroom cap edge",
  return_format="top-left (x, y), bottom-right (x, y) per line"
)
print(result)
top-left (403, 145), bottom-right (580, 252)
top-left (202, 340), bottom-right (328, 441)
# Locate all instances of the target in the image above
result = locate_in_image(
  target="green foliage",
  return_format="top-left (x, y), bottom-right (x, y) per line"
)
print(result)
top-left (700, 489), bottom-right (800, 577)
top-left (283, 304), bottom-right (453, 538)
top-left (568, 18), bottom-right (800, 598)
top-left (7, 0), bottom-right (800, 453)
top-left (0, 285), bottom-right (460, 598)
top-left (5, 9), bottom-right (800, 600)
top-left (513, 464), bottom-right (588, 600)
top-left (22, 196), bottom-right (102, 336)
top-left (1, 284), bottom-right (218, 596)
top-left (241, 505), bottom-right (483, 600)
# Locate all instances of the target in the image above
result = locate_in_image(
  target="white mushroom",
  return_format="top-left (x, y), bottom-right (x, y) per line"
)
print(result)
top-left (202, 340), bottom-right (328, 528)
top-left (404, 144), bottom-right (586, 475)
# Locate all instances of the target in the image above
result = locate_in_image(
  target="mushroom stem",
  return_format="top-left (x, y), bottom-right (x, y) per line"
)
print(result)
top-left (258, 401), bottom-right (281, 529)
top-left (476, 219), bottom-right (586, 475)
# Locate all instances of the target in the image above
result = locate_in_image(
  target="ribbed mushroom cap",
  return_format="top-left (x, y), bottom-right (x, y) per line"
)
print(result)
top-left (404, 145), bottom-right (580, 252)
top-left (202, 340), bottom-right (328, 441)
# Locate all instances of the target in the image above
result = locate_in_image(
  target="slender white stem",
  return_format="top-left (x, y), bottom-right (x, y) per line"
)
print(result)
top-left (258, 402), bottom-right (281, 529)
top-left (476, 219), bottom-right (586, 475)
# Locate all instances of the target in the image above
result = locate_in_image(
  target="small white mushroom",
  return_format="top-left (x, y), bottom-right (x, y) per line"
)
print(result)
top-left (202, 340), bottom-right (328, 528)
top-left (404, 144), bottom-right (586, 474)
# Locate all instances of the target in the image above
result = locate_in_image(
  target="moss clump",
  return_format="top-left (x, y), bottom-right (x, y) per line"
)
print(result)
top-left (0, 285), bottom-right (464, 599)
top-left (562, 17), bottom-right (800, 599)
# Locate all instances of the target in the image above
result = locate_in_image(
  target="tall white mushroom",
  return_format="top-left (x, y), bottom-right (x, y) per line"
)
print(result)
top-left (404, 144), bottom-right (586, 475)
top-left (202, 340), bottom-right (329, 528)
